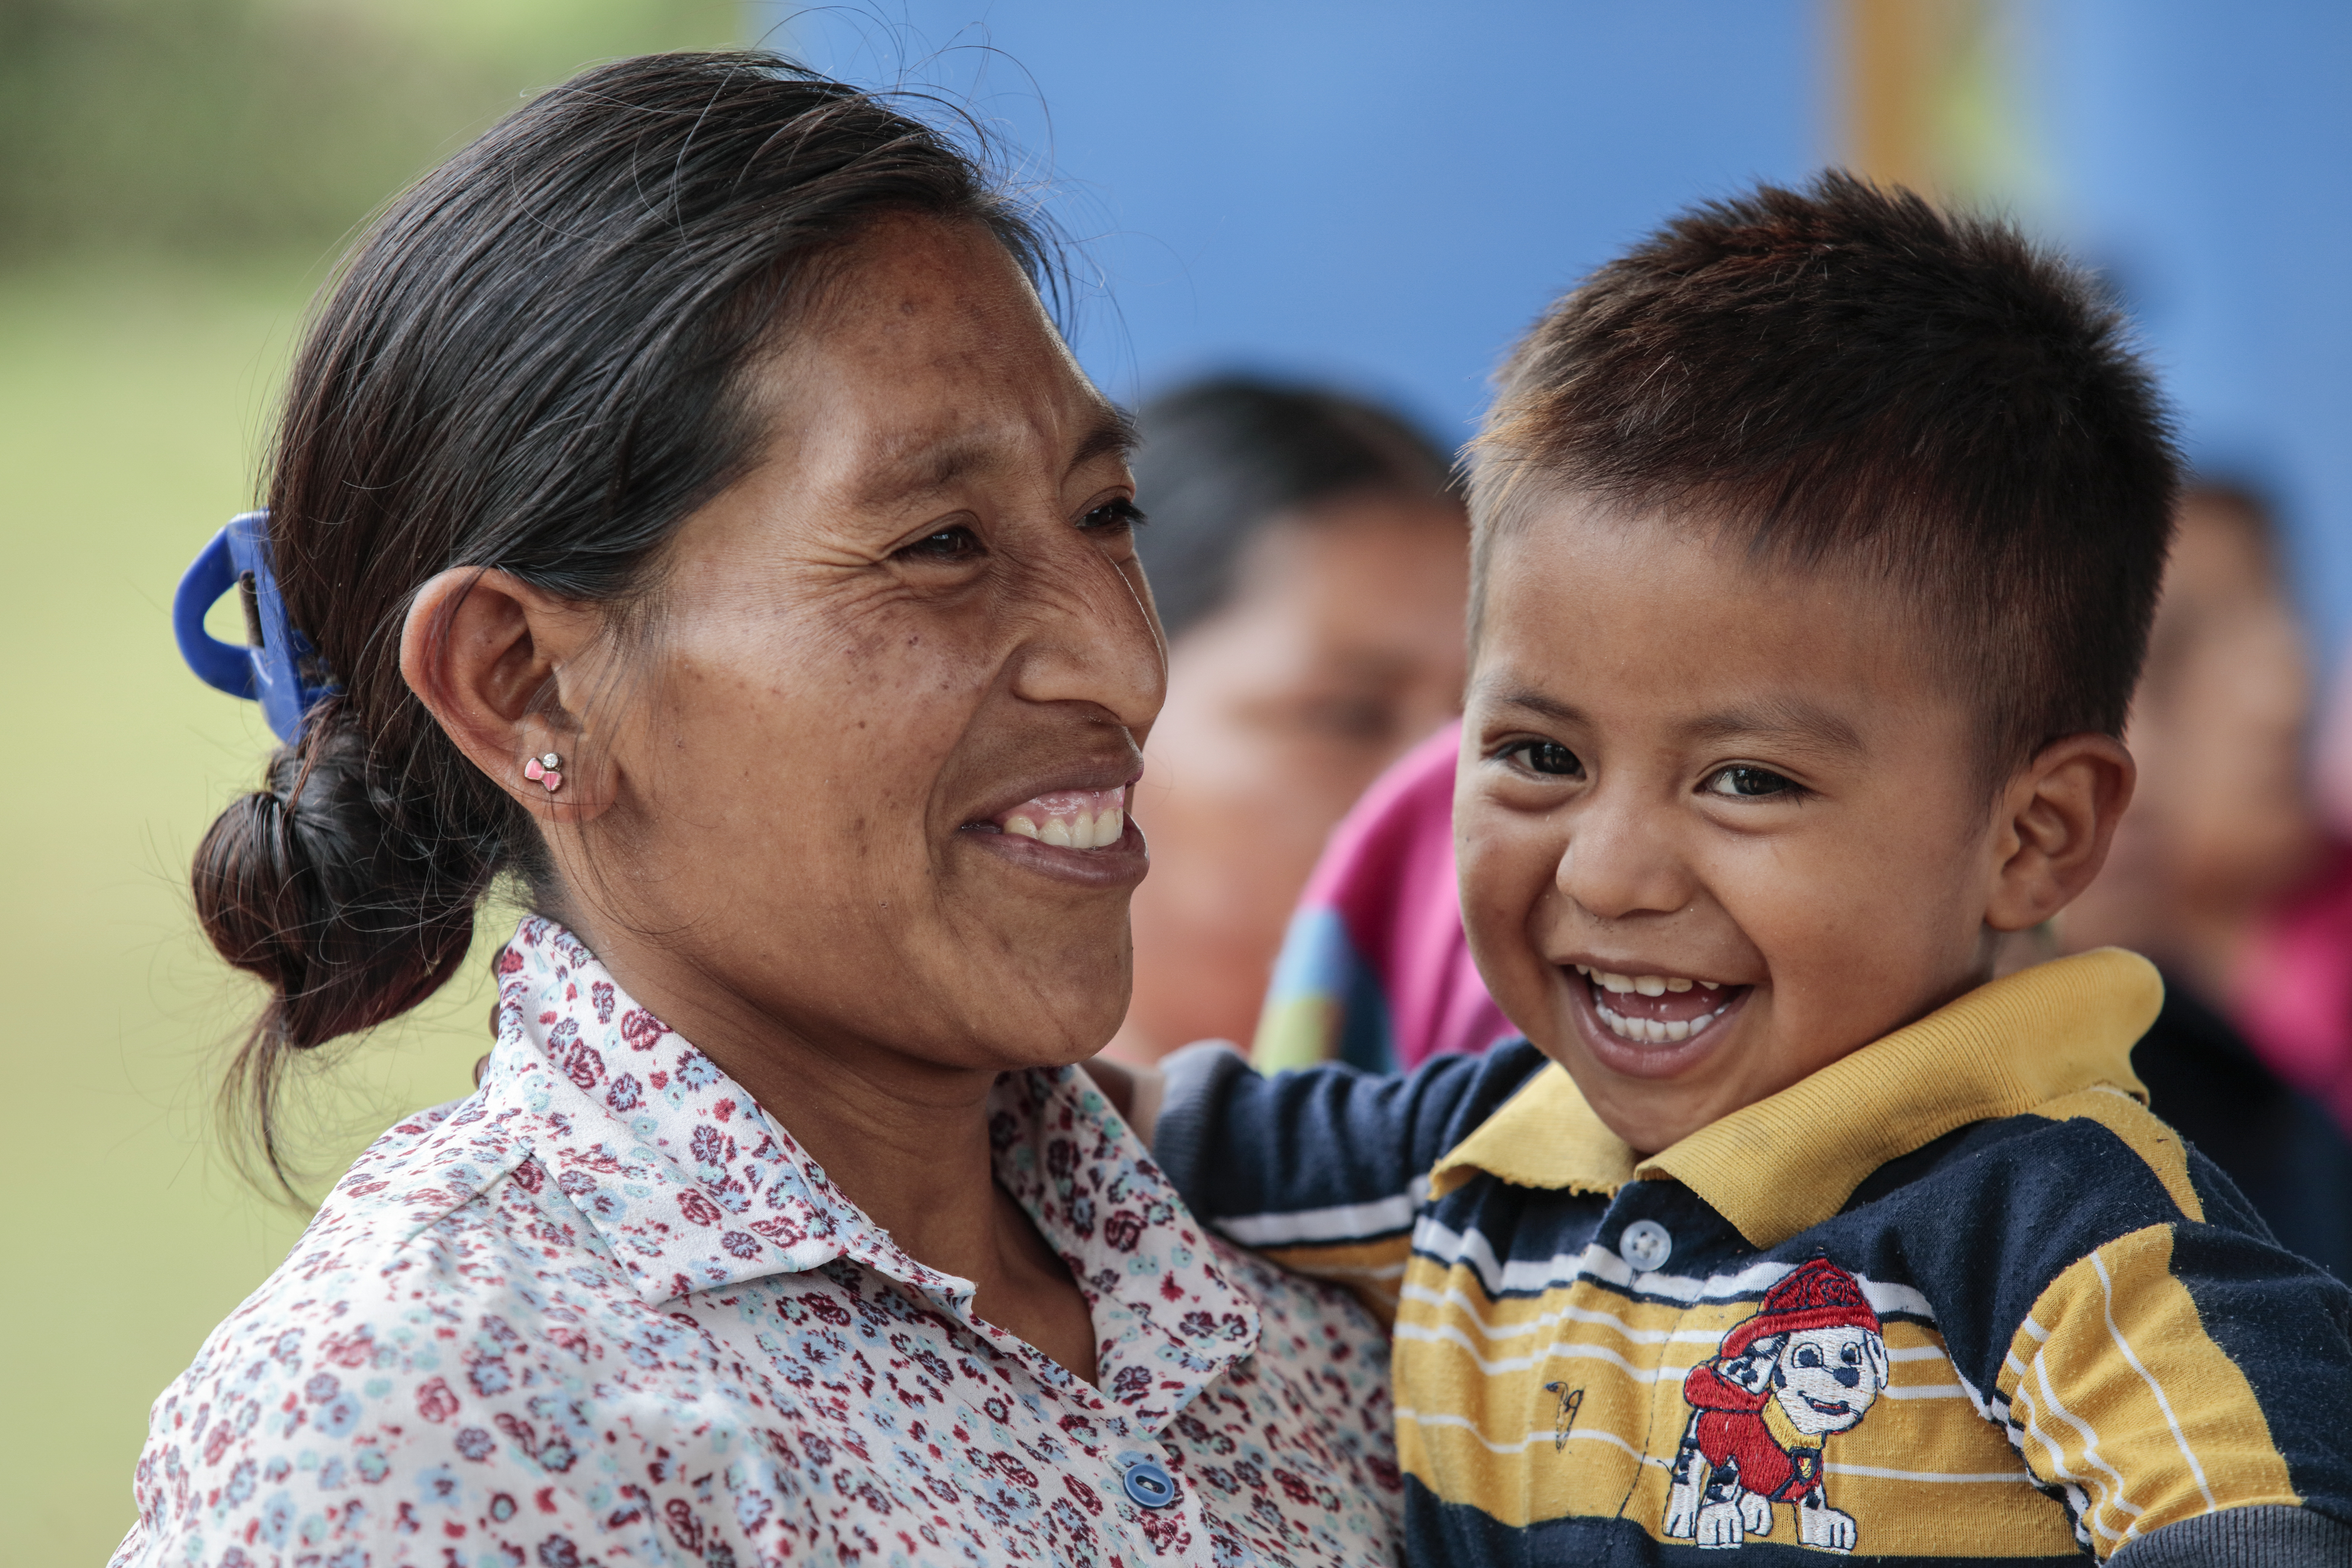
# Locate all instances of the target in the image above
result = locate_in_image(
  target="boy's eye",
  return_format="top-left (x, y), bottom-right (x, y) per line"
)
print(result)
top-left (896, 523), bottom-right (983, 563)
top-left (1794, 1345), bottom-right (1823, 1368)
top-left (1082, 498), bottom-right (1146, 533)
top-left (1702, 764), bottom-right (1797, 798)
top-left (1507, 740), bottom-right (1583, 777)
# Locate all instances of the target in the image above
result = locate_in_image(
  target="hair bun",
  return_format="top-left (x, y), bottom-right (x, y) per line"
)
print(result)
top-left (197, 716), bottom-right (488, 1185)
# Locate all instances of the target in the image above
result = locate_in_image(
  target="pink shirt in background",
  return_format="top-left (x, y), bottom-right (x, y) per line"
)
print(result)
top-left (1249, 722), bottom-right (1514, 1073)
top-left (2240, 843), bottom-right (2352, 1138)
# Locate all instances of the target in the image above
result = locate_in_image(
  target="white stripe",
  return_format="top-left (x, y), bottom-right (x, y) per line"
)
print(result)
top-left (2006, 1380), bottom-right (2123, 1543)
top-left (1824, 1462), bottom-right (2035, 1485)
top-left (1398, 1279), bottom-right (1956, 1359)
top-left (1217, 1190), bottom-right (1420, 1247)
top-left (1393, 1321), bottom-right (1692, 1382)
top-left (1408, 1217), bottom-right (1936, 1321)
top-left (1397, 1282), bottom-right (1724, 1346)
top-left (1396, 1408), bottom-right (1671, 1467)
top-left (2008, 1355), bottom-right (2137, 1543)
top-left (2090, 1250), bottom-right (2217, 1515)
top-left (1394, 1321), bottom-right (1964, 1403)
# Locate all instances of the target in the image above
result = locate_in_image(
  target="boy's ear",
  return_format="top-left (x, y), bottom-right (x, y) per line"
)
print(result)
top-left (399, 567), bottom-right (619, 824)
top-left (1983, 733), bottom-right (2136, 934)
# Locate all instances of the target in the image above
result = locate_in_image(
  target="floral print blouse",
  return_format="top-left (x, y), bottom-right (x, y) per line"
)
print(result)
top-left (113, 918), bottom-right (1402, 1567)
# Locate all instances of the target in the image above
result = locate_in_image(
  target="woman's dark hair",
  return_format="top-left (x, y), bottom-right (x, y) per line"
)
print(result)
top-left (1130, 376), bottom-right (1459, 639)
top-left (193, 51), bottom-right (1057, 1190)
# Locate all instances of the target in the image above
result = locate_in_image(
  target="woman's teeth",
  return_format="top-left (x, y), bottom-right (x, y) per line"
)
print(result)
top-left (1571, 963), bottom-right (1734, 1045)
top-left (1000, 786), bottom-right (1127, 850)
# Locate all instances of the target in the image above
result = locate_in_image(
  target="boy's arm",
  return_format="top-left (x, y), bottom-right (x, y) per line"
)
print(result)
top-left (1133, 1038), bottom-right (1548, 1315)
top-left (2011, 1216), bottom-right (2352, 1565)
top-left (1916, 1115), bottom-right (2352, 1563)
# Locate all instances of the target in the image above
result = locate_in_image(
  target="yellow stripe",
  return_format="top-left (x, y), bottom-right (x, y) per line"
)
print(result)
top-left (1248, 994), bottom-right (1337, 1072)
top-left (1259, 1235), bottom-right (1413, 1326)
top-left (1394, 1254), bottom-right (2077, 1553)
top-left (1997, 1225), bottom-right (2297, 1555)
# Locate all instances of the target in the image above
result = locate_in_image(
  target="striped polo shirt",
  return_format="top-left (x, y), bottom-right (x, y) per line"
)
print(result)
top-left (1154, 949), bottom-right (2352, 1564)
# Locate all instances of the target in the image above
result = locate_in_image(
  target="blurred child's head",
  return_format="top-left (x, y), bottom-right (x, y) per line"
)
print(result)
top-left (1452, 174), bottom-right (2178, 1152)
top-left (2063, 481), bottom-right (2322, 996)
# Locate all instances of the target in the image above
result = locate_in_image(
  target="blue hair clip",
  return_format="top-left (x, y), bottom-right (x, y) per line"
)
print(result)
top-left (174, 510), bottom-right (340, 742)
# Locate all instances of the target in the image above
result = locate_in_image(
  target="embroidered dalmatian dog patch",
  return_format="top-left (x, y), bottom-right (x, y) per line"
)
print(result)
top-left (1662, 1257), bottom-right (1891, 1553)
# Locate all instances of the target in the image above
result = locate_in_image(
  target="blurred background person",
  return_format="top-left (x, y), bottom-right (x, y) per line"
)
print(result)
top-left (2066, 483), bottom-right (2324, 1004)
top-left (2064, 482), bottom-right (2352, 1276)
top-left (2248, 629), bottom-right (2352, 1142)
top-left (1110, 378), bottom-right (1468, 1062)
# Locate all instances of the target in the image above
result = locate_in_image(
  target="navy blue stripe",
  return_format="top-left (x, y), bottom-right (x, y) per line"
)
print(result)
top-left (1155, 1039), bottom-right (1548, 1224)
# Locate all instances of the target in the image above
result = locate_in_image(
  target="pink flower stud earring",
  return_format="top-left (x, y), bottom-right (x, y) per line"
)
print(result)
top-left (522, 751), bottom-right (563, 792)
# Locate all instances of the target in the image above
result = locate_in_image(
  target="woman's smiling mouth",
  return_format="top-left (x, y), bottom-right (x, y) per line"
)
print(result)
top-left (961, 782), bottom-right (1148, 888)
top-left (993, 786), bottom-right (1128, 849)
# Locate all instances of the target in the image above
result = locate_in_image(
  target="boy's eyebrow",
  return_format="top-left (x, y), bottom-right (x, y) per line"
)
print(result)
top-left (1683, 699), bottom-right (1865, 757)
top-left (1482, 686), bottom-right (1865, 757)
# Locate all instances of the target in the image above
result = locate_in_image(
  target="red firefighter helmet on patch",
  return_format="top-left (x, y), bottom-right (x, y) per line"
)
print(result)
top-left (1721, 1257), bottom-right (1883, 1360)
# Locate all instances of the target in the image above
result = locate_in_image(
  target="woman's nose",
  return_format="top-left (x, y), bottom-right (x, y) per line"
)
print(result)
top-left (1007, 551), bottom-right (1167, 732)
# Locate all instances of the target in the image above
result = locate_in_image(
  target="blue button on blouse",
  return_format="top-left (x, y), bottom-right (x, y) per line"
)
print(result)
top-left (1122, 1459), bottom-right (1178, 1509)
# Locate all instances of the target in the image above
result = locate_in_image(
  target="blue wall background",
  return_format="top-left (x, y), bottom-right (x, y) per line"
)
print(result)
top-left (2030, 0), bottom-right (2352, 659)
top-left (768, 2), bottom-right (1821, 447)
top-left (766, 2), bottom-right (2352, 662)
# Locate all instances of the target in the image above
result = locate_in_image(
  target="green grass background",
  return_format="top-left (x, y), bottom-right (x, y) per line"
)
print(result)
top-left (0, 10), bottom-right (748, 1561)
top-left (0, 259), bottom-right (517, 1561)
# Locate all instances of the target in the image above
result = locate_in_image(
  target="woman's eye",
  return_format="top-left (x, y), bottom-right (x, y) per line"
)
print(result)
top-left (1507, 739), bottom-right (1582, 777)
top-left (1703, 764), bottom-right (1798, 798)
top-left (1082, 498), bottom-right (1146, 533)
top-left (896, 524), bottom-right (982, 563)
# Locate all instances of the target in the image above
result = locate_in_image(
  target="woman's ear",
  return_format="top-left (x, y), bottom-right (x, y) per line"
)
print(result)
top-left (399, 567), bottom-right (619, 823)
top-left (1983, 733), bottom-right (2136, 934)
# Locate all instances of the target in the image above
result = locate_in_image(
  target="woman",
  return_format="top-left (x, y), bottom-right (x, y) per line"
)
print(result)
top-left (1112, 380), bottom-right (1468, 1062)
top-left (118, 55), bottom-right (1400, 1566)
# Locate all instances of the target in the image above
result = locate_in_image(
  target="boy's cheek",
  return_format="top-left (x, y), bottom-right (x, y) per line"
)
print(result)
top-left (1456, 812), bottom-right (1571, 1043)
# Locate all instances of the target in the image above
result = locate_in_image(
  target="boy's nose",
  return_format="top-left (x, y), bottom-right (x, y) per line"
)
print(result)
top-left (1553, 796), bottom-right (1696, 923)
top-left (1834, 1366), bottom-right (1860, 1388)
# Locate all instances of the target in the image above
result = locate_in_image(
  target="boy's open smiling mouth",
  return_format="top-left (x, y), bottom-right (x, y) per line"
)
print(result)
top-left (1561, 962), bottom-right (1753, 1078)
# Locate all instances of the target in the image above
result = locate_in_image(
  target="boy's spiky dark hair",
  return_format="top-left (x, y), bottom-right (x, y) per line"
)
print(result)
top-left (1470, 171), bottom-right (2180, 775)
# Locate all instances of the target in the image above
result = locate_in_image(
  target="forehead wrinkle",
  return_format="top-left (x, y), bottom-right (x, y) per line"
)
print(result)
top-left (849, 401), bottom-right (1135, 511)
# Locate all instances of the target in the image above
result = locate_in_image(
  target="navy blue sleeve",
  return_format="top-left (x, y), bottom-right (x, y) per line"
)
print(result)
top-left (1152, 1038), bottom-right (1550, 1228)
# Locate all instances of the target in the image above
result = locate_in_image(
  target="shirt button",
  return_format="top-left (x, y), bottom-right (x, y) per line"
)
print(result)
top-left (1122, 1459), bottom-right (1178, 1509)
top-left (1619, 1218), bottom-right (1673, 1272)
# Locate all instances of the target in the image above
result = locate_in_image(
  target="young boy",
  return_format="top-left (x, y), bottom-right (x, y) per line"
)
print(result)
top-left (1111, 175), bottom-right (2352, 1563)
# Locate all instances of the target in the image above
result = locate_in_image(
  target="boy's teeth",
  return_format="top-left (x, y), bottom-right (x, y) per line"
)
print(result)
top-left (1593, 997), bottom-right (1728, 1045)
top-left (1572, 963), bottom-right (1716, 995)
top-left (997, 787), bottom-right (1127, 850)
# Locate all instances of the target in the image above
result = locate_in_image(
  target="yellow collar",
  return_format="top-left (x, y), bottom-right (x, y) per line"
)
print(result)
top-left (1426, 948), bottom-right (2161, 1248)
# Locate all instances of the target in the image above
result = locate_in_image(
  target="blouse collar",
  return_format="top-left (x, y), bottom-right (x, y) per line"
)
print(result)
top-left (469, 915), bottom-right (1262, 1422)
